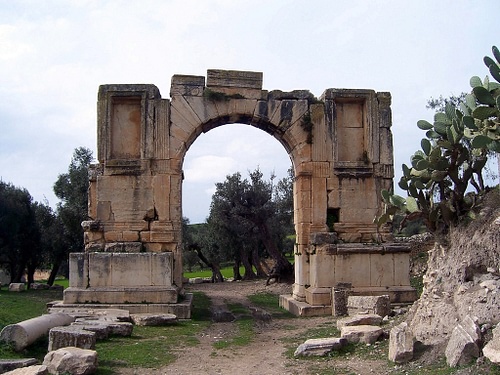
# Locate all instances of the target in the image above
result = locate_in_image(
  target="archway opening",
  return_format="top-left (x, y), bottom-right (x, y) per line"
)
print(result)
top-left (181, 123), bottom-right (294, 283)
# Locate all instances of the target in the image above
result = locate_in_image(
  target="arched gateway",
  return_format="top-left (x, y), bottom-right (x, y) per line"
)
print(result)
top-left (59, 70), bottom-right (416, 317)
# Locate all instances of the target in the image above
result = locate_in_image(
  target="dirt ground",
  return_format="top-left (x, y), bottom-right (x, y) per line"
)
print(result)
top-left (119, 280), bottom-right (396, 375)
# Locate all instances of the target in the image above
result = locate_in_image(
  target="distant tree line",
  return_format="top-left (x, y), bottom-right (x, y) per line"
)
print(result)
top-left (182, 167), bottom-right (295, 282)
top-left (0, 147), bottom-right (92, 287)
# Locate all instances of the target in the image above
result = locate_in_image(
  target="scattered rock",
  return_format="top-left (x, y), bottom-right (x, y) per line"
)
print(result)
top-left (0, 359), bottom-right (39, 373)
top-left (29, 283), bottom-right (50, 290)
top-left (2, 365), bottom-right (48, 375)
top-left (210, 306), bottom-right (235, 322)
top-left (71, 322), bottom-right (110, 340)
top-left (43, 347), bottom-right (98, 375)
top-left (249, 307), bottom-right (272, 322)
top-left (336, 314), bottom-right (382, 329)
top-left (348, 295), bottom-right (391, 317)
top-left (388, 322), bottom-right (414, 364)
top-left (131, 313), bottom-right (178, 326)
top-left (9, 283), bottom-right (25, 292)
top-left (48, 326), bottom-right (96, 351)
top-left (340, 325), bottom-right (383, 344)
top-left (483, 324), bottom-right (500, 364)
top-left (294, 337), bottom-right (347, 357)
top-left (445, 316), bottom-right (481, 367)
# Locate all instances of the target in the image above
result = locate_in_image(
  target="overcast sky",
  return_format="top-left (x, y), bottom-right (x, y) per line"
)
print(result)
top-left (1, 0), bottom-right (498, 223)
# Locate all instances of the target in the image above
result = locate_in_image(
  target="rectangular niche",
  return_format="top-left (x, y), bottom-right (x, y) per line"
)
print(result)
top-left (110, 96), bottom-right (142, 160)
top-left (336, 100), bottom-right (366, 163)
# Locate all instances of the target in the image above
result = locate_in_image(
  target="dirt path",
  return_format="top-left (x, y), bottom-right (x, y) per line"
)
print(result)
top-left (118, 280), bottom-right (393, 375)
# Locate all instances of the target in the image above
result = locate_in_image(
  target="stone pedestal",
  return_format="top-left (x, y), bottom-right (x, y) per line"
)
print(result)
top-left (57, 252), bottom-right (191, 318)
top-left (281, 242), bottom-right (417, 317)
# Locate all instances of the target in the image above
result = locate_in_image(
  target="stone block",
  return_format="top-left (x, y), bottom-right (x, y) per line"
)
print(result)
top-left (2, 365), bottom-right (48, 374)
top-left (48, 326), bottom-right (96, 351)
top-left (131, 313), bottom-right (177, 326)
top-left (305, 287), bottom-right (331, 306)
top-left (483, 324), bottom-right (500, 364)
top-left (0, 358), bottom-right (39, 373)
top-left (388, 322), bottom-right (414, 364)
top-left (337, 314), bottom-right (382, 329)
top-left (332, 283), bottom-right (351, 317)
top-left (43, 347), bottom-right (98, 375)
top-left (294, 337), bottom-right (346, 357)
top-left (340, 325), bottom-right (383, 344)
top-left (71, 322), bottom-right (110, 340)
top-left (445, 316), bottom-right (481, 367)
top-left (348, 295), bottom-right (391, 317)
top-left (9, 283), bottom-right (25, 292)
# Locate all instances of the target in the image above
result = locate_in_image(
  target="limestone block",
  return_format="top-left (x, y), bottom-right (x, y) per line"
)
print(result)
top-left (43, 347), bottom-right (98, 375)
top-left (0, 358), bottom-right (39, 374)
top-left (106, 322), bottom-right (133, 337)
top-left (131, 313), bottom-right (177, 326)
top-left (332, 285), bottom-right (351, 317)
top-left (294, 337), bottom-right (346, 357)
top-left (0, 313), bottom-right (75, 351)
top-left (483, 324), bottom-right (500, 364)
top-left (305, 287), bottom-right (331, 306)
top-left (48, 326), bottom-right (96, 351)
top-left (337, 314), bottom-right (382, 329)
top-left (348, 295), bottom-right (391, 317)
top-left (2, 365), bottom-right (48, 375)
top-left (388, 322), bottom-right (414, 364)
top-left (9, 283), bottom-right (25, 292)
top-left (340, 325), bottom-right (383, 344)
top-left (71, 322), bottom-right (109, 340)
top-left (445, 316), bottom-right (481, 367)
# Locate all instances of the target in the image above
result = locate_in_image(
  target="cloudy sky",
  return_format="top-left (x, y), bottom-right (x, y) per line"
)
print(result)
top-left (1, 0), bottom-right (498, 223)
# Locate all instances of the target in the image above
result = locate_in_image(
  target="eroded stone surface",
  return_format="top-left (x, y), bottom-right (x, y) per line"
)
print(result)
top-left (445, 316), bottom-right (481, 367)
top-left (336, 314), bottom-right (382, 329)
top-left (294, 337), bottom-right (347, 357)
top-left (43, 347), bottom-right (98, 375)
top-left (340, 325), bottom-right (383, 344)
top-left (130, 313), bottom-right (178, 326)
top-left (388, 322), bottom-right (414, 364)
top-left (48, 326), bottom-right (96, 351)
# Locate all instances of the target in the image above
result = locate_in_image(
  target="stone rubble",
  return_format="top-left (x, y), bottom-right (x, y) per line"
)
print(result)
top-left (445, 315), bottom-right (481, 367)
top-left (43, 347), bottom-right (98, 375)
top-left (388, 322), bottom-right (414, 364)
top-left (483, 324), bottom-right (500, 364)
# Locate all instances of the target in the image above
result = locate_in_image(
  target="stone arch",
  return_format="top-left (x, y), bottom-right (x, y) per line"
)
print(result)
top-left (61, 69), bottom-right (416, 318)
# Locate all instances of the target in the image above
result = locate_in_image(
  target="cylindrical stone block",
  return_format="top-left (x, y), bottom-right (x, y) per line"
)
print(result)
top-left (0, 313), bottom-right (75, 351)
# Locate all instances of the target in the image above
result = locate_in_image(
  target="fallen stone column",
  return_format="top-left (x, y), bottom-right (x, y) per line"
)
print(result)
top-left (0, 313), bottom-right (75, 351)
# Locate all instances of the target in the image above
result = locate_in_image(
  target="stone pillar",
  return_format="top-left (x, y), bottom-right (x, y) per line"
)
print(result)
top-left (332, 283), bottom-right (351, 317)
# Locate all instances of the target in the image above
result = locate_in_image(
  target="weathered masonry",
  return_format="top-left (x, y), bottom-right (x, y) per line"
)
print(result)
top-left (59, 69), bottom-right (416, 317)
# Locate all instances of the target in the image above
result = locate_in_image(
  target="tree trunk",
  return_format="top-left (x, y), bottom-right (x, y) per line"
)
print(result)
top-left (257, 222), bottom-right (293, 279)
top-left (240, 248), bottom-right (256, 280)
top-left (193, 246), bottom-right (224, 283)
top-left (251, 247), bottom-right (267, 277)
top-left (233, 259), bottom-right (242, 280)
top-left (47, 260), bottom-right (61, 286)
top-left (26, 263), bottom-right (37, 289)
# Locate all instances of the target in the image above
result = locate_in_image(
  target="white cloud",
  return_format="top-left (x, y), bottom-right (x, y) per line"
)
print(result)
top-left (184, 155), bottom-right (237, 183)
